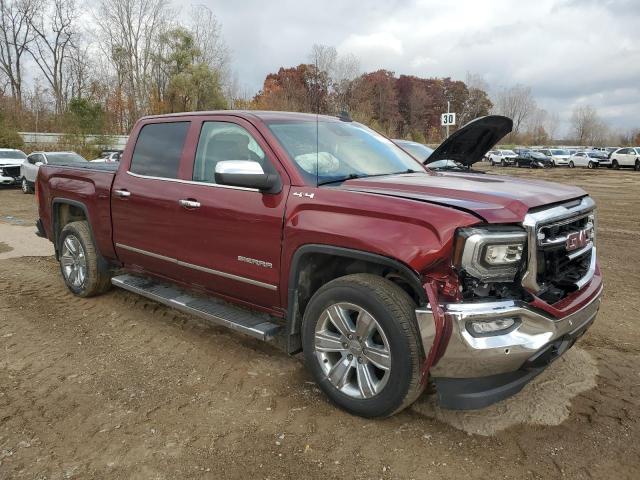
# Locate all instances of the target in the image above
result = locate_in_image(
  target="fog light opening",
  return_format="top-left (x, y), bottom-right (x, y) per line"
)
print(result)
top-left (466, 317), bottom-right (520, 337)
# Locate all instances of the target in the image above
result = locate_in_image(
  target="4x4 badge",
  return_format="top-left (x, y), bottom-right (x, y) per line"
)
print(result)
top-left (293, 192), bottom-right (315, 199)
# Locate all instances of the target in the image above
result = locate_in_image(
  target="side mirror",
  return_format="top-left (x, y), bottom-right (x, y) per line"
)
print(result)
top-left (214, 161), bottom-right (280, 192)
top-left (35, 161), bottom-right (44, 167)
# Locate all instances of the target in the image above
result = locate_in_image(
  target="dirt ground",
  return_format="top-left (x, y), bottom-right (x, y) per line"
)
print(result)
top-left (0, 166), bottom-right (639, 479)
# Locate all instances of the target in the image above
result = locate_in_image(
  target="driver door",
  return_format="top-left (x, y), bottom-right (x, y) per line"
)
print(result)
top-left (175, 116), bottom-right (290, 312)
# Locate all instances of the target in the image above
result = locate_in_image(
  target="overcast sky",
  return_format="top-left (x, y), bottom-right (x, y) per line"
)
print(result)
top-left (203, 0), bottom-right (639, 135)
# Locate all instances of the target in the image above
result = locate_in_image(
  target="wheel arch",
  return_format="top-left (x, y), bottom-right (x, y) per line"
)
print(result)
top-left (285, 244), bottom-right (427, 354)
top-left (51, 199), bottom-right (100, 261)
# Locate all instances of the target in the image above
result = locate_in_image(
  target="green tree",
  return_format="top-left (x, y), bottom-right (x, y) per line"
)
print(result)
top-left (159, 27), bottom-right (227, 112)
top-left (65, 98), bottom-right (105, 134)
top-left (0, 110), bottom-right (24, 148)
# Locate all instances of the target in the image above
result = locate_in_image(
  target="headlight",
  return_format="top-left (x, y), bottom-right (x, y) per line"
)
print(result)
top-left (454, 228), bottom-right (527, 282)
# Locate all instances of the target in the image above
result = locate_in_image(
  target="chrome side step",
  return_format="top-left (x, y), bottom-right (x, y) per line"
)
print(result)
top-left (111, 274), bottom-right (283, 341)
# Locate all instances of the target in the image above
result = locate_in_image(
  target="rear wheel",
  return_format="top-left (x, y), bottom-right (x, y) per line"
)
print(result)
top-left (302, 274), bottom-right (425, 418)
top-left (58, 221), bottom-right (112, 297)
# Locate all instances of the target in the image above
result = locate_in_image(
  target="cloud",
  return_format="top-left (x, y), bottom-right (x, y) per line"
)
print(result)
top-left (202, 0), bottom-right (640, 132)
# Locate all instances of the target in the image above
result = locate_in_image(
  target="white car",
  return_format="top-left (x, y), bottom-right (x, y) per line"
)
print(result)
top-left (536, 148), bottom-right (571, 166)
top-left (20, 151), bottom-right (87, 193)
top-left (568, 151), bottom-right (607, 169)
top-left (0, 148), bottom-right (27, 187)
top-left (610, 147), bottom-right (640, 170)
top-left (91, 150), bottom-right (122, 163)
top-left (488, 149), bottom-right (518, 166)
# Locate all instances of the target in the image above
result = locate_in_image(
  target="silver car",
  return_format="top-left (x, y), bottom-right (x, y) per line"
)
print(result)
top-left (20, 151), bottom-right (87, 193)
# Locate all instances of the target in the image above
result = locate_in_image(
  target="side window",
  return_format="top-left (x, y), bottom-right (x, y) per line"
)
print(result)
top-left (192, 121), bottom-right (269, 183)
top-left (30, 154), bottom-right (42, 164)
top-left (619, 148), bottom-right (629, 155)
top-left (130, 122), bottom-right (190, 178)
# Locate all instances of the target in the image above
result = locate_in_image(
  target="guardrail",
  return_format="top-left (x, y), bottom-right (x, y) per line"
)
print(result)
top-left (18, 132), bottom-right (129, 148)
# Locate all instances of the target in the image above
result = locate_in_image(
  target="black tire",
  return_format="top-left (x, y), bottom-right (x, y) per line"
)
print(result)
top-left (302, 274), bottom-right (425, 418)
top-left (58, 221), bottom-right (112, 297)
top-left (635, 159), bottom-right (640, 171)
top-left (569, 161), bottom-right (575, 168)
top-left (21, 177), bottom-right (33, 194)
top-left (588, 161), bottom-right (594, 169)
top-left (612, 160), bottom-right (620, 170)
top-left (501, 159), bottom-right (505, 167)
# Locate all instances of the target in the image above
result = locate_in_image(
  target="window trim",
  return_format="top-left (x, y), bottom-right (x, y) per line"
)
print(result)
top-left (126, 170), bottom-right (260, 192)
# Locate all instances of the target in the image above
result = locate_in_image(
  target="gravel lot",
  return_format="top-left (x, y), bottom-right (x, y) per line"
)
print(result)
top-left (1, 166), bottom-right (639, 479)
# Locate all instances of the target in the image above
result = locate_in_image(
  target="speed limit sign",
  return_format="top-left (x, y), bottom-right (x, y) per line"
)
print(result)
top-left (441, 112), bottom-right (456, 126)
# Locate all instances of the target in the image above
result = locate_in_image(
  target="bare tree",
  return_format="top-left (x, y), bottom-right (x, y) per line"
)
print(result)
top-left (570, 104), bottom-right (604, 145)
top-left (27, 0), bottom-right (78, 114)
top-left (96, 0), bottom-right (170, 121)
top-left (0, 0), bottom-right (38, 108)
top-left (493, 84), bottom-right (535, 137)
top-left (545, 111), bottom-right (560, 142)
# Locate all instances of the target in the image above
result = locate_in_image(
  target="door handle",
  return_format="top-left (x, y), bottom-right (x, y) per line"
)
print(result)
top-left (114, 189), bottom-right (131, 198)
top-left (179, 199), bottom-right (201, 209)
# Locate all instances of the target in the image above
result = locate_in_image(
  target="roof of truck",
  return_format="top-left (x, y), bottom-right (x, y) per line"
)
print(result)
top-left (139, 110), bottom-right (342, 123)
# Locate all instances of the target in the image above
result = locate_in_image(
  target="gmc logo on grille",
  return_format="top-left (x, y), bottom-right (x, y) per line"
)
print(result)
top-left (566, 228), bottom-right (592, 252)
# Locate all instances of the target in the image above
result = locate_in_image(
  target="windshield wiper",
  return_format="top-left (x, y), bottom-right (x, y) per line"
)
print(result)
top-left (317, 173), bottom-right (366, 186)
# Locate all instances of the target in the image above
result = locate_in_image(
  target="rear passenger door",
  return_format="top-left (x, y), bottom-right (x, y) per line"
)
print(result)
top-left (111, 120), bottom-right (195, 282)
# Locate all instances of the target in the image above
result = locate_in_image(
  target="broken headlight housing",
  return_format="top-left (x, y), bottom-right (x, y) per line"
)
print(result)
top-left (454, 228), bottom-right (527, 283)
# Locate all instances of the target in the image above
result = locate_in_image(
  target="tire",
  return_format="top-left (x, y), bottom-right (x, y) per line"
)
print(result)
top-left (635, 159), bottom-right (640, 171)
top-left (302, 273), bottom-right (425, 418)
top-left (588, 161), bottom-right (594, 169)
top-left (612, 160), bottom-right (619, 170)
top-left (569, 161), bottom-right (575, 168)
top-left (21, 177), bottom-right (32, 194)
top-left (58, 221), bottom-right (112, 297)
top-left (500, 159), bottom-right (505, 167)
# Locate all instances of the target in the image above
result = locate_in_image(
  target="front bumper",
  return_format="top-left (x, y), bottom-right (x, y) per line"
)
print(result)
top-left (415, 284), bottom-right (602, 408)
top-left (0, 174), bottom-right (19, 185)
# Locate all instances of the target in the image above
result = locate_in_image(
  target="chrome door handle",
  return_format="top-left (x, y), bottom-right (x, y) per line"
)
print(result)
top-left (179, 199), bottom-right (201, 209)
top-left (114, 189), bottom-right (131, 198)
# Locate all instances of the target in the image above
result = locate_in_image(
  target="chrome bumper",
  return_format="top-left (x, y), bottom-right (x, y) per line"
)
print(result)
top-left (415, 285), bottom-right (603, 378)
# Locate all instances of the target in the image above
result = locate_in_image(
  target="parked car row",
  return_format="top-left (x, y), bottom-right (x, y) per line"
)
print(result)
top-left (485, 146), bottom-right (640, 170)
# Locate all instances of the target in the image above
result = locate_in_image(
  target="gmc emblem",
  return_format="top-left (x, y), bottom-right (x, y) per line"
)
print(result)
top-left (566, 228), bottom-right (592, 252)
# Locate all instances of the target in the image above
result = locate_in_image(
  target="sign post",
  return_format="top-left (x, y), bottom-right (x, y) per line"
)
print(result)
top-left (441, 102), bottom-right (456, 137)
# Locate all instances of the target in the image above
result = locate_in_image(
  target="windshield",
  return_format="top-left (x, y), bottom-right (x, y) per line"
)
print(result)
top-left (394, 140), bottom-right (434, 162)
top-left (551, 149), bottom-right (568, 155)
top-left (531, 152), bottom-right (547, 159)
top-left (0, 150), bottom-right (27, 160)
top-left (46, 152), bottom-right (87, 164)
top-left (267, 120), bottom-right (424, 185)
top-left (588, 151), bottom-right (607, 158)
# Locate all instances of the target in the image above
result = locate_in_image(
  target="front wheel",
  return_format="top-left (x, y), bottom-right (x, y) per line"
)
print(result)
top-left (302, 274), bottom-right (425, 418)
top-left (635, 159), bottom-right (640, 171)
top-left (58, 221), bottom-right (112, 297)
top-left (21, 177), bottom-right (32, 194)
top-left (569, 161), bottom-right (575, 168)
top-left (612, 160), bottom-right (620, 170)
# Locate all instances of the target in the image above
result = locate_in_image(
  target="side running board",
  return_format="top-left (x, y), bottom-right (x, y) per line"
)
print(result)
top-left (111, 274), bottom-right (283, 341)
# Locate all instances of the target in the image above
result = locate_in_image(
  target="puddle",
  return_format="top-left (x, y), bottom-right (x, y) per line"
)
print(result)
top-left (412, 347), bottom-right (598, 436)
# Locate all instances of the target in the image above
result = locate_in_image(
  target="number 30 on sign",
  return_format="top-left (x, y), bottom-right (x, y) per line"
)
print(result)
top-left (441, 113), bottom-right (456, 126)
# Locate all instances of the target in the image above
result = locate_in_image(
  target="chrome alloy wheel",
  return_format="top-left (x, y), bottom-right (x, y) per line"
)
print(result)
top-left (314, 302), bottom-right (391, 399)
top-left (60, 235), bottom-right (87, 289)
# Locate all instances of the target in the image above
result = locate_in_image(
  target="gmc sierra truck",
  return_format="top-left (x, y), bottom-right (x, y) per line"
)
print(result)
top-left (35, 112), bottom-right (602, 418)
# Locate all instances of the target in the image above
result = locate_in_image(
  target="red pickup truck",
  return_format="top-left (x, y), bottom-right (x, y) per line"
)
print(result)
top-left (36, 112), bottom-right (603, 417)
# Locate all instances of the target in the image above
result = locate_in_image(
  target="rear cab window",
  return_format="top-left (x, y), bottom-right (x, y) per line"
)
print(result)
top-left (130, 122), bottom-right (190, 178)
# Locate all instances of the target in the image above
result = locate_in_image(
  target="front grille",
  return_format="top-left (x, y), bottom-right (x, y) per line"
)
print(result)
top-left (1, 166), bottom-right (20, 178)
top-left (522, 198), bottom-right (596, 304)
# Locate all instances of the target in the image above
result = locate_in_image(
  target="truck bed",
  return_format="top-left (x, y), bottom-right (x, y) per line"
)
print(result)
top-left (37, 163), bottom-right (119, 261)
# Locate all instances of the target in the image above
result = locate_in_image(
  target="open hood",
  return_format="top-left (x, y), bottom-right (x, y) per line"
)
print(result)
top-left (425, 115), bottom-right (513, 166)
